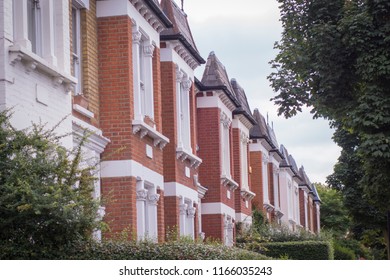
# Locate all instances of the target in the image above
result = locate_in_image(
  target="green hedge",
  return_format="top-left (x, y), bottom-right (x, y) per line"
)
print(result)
top-left (1, 240), bottom-right (271, 260)
top-left (333, 243), bottom-right (356, 260)
top-left (252, 241), bottom-right (334, 260)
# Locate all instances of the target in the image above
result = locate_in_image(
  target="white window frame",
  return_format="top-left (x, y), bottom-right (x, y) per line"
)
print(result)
top-left (179, 198), bottom-right (196, 239)
top-left (287, 181), bottom-right (293, 220)
top-left (262, 153), bottom-right (269, 204)
top-left (72, 4), bottom-right (82, 94)
top-left (136, 180), bottom-right (159, 241)
top-left (27, 0), bottom-right (42, 56)
top-left (224, 216), bottom-right (234, 247)
top-left (220, 112), bottom-right (232, 178)
top-left (132, 27), bottom-right (155, 122)
top-left (175, 67), bottom-right (192, 152)
top-left (240, 132), bottom-right (249, 189)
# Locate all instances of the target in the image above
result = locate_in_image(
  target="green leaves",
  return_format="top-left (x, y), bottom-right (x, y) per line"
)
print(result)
top-left (0, 110), bottom-right (101, 258)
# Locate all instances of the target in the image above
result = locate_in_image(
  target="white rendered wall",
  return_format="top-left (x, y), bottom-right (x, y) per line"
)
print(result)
top-left (2, 0), bottom-right (73, 149)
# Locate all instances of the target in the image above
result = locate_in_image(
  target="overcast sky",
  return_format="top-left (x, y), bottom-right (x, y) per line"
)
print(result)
top-left (180, 0), bottom-right (341, 183)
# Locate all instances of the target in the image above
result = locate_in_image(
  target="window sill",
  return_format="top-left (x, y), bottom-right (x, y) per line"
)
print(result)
top-left (176, 147), bottom-right (202, 168)
top-left (132, 119), bottom-right (169, 149)
top-left (240, 188), bottom-right (256, 200)
top-left (288, 219), bottom-right (297, 225)
top-left (221, 175), bottom-right (239, 191)
top-left (263, 202), bottom-right (274, 213)
top-left (9, 44), bottom-right (77, 91)
top-left (274, 208), bottom-right (284, 218)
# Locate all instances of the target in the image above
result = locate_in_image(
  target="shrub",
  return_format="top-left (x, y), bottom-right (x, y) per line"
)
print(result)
top-left (251, 241), bottom-right (334, 260)
top-left (1, 239), bottom-right (271, 260)
top-left (0, 111), bottom-right (102, 259)
top-left (333, 242), bottom-right (356, 260)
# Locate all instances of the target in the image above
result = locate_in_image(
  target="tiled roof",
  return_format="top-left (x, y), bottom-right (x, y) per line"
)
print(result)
top-left (279, 145), bottom-right (290, 167)
top-left (311, 184), bottom-right (321, 202)
top-left (250, 109), bottom-right (271, 141)
top-left (231, 79), bottom-right (256, 125)
top-left (200, 52), bottom-right (239, 105)
top-left (160, 0), bottom-right (204, 63)
top-left (267, 123), bottom-right (280, 150)
top-left (201, 52), bottom-right (235, 91)
top-left (288, 155), bottom-right (299, 176)
top-left (298, 166), bottom-right (312, 189)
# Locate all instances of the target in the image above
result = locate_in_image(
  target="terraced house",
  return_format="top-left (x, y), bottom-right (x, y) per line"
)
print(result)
top-left (0, 0), bottom-right (320, 245)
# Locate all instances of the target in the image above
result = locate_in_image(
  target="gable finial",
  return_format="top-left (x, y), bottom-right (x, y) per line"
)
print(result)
top-left (181, 0), bottom-right (184, 11)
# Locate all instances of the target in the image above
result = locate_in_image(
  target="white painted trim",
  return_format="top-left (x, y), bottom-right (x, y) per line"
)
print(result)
top-left (72, 117), bottom-right (110, 154)
top-left (164, 182), bottom-right (198, 203)
top-left (235, 213), bottom-right (253, 224)
top-left (73, 104), bottom-right (94, 118)
top-left (232, 118), bottom-right (250, 135)
top-left (201, 202), bottom-right (236, 218)
top-left (100, 160), bottom-right (164, 190)
top-left (197, 95), bottom-right (233, 121)
top-left (73, 0), bottom-right (90, 10)
top-left (160, 47), bottom-right (195, 77)
top-left (96, 0), bottom-right (160, 45)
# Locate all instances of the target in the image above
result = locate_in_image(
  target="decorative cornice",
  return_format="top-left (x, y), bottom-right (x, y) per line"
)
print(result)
top-left (143, 44), bottom-right (155, 57)
top-left (136, 189), bottom-right (148, 201)
top-left (148, 193), bottom-right (160, 205)
top-left (176, 147), bottom-right (202, 168)
top-left (182, 78), bottom-right (192, 92)
top-left (132, 119), bottom-right (169, 150)
top-left (240, 189), bottom-right (256, 201)
top-left (220, 111), bottom-right (231, 128)
top-left (179, 203), bottom-right (188, 215)
top-left (187, 206), bottom-right (196, 218)
top-left (9, 44), bottom-right (77, 93)
top-left (129, 0), bottom-right (172, 32)
top-left (221, 175), bottom-right (239, 191)
top-left (72, 118), bottom-right (110, 154)
top-left (132, 30), bottom-right (142, 45)
top-left (263, 202), bottom-right (275, 213)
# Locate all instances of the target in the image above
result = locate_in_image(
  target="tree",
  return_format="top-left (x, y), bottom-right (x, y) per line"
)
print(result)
top-left (0, 111), bottom-right (102, 258)
top-left (314, 182), bottom-right (350, 237)
top-left (268, 0), bottom-right (390, 258)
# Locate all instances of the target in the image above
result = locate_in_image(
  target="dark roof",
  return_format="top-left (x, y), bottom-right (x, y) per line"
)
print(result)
top-left (250, 109), bottom-right (268, 139)
top-left (230, 79), bottom-right (256, 125)
top-left (160, 0), bottom-right (204, 64)
top-left (200, 52), bottom-right (239, 106)
top-left (267, 124), bottom-right (280, 150)
top-left (279, 145), bottom-right (290, 167)
top-left (298, 166), bottom-right (312, 190)
top-left (144, 0), bottom-right (173, 28)
top-left (311, 184), bottom-right (321, 202)
top-left (288, 155), bottom-right (300, 176)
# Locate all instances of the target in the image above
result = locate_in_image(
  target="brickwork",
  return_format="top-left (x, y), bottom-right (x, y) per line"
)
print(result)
top-left (299, 189), bottom-right (306, 227)
top-left (153, 47), bottom-right (162, 132)
top-left (101, 176), bottom-right (137, 240)
top-left (202, 214), bottom-right (224, 242)
top-left (80, 0), bottom-right (100, 127)
top-left (250, 151), bottom-right (264, 212)
top-left (164, 196), bottom-right (180, 239)
top-left (197, 107), bottom-right (223, 203)
top-left (232, 128), bottom-right (242, 213)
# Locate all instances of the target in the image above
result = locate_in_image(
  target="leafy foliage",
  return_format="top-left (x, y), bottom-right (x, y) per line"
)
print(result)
top-left (0, 110), bottom-right (102, 258)
top-left (1, 239), bottom-right (271, 260)
top-left (269, 0), bottom-right (390, 258)
top-left (254, 241), bottom-right (334, 260)
top-left (314, 182), bottom-right (351, 237)
top-left (269, 0), bottom-right (390, 211)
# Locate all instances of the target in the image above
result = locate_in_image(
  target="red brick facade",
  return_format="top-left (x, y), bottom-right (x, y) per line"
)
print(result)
top-left (70, 0), bottom-right (320, 244)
